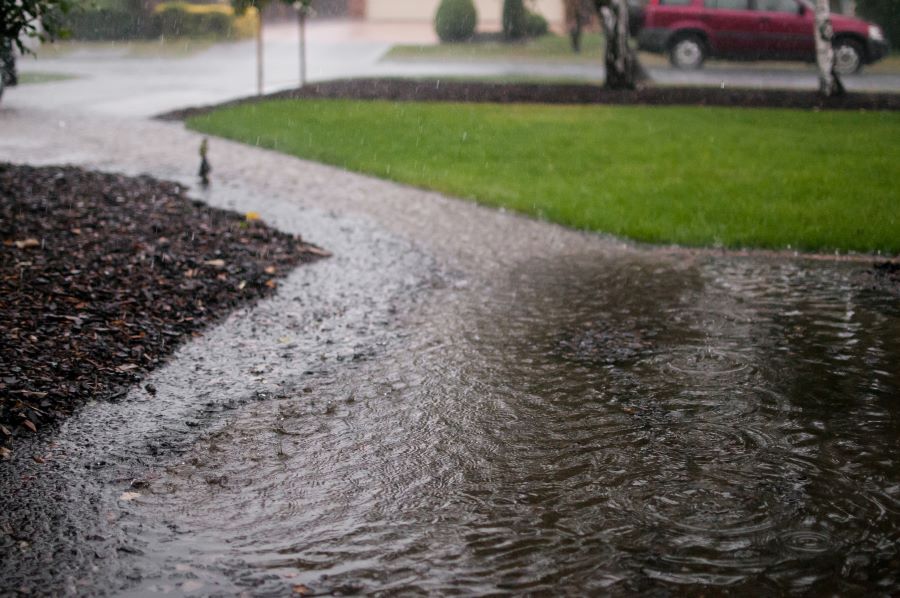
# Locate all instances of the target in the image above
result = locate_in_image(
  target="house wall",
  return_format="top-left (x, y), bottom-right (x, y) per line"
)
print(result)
top-left (362, 0), bottom-right (565, 27)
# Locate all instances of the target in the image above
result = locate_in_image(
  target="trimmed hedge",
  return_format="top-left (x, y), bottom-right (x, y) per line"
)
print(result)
top-left (64, 9), bottom-right (154, 41)
top-left (524, 11), bottom-right (548, 37)
top-left (64, 2), bottom-right (256, 41)
top-left (502, 0), bottom-right (548, 40)
top-left (435, 0), bottom-right (477, 42)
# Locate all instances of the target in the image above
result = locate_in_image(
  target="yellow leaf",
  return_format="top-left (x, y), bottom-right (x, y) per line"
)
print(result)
top-left (245, 211), bottom-right (261, 222)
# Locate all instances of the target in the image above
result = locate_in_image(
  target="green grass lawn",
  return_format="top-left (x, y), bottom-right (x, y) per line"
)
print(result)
top-left (17, 72), bottom-right (79, 84)
top-left (187, 100), bottom-right (900, 254)
top-left (33, 38), bottom-right (214, 59)
top-left (384, 33), bottom-right (605, 64)
top-left (385, 35), bottom-right (900, 74)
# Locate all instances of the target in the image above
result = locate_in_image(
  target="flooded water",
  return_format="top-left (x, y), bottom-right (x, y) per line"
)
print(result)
top-left (127, 252), bottom-right (900, 596)
top-left (1, 111), bottom-right (897, 596)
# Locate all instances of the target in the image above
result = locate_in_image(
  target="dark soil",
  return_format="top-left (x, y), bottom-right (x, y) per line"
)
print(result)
top-left (158, 77), bottom-right (900, 121)
top-left (0, 164), bottom-right (326, 451)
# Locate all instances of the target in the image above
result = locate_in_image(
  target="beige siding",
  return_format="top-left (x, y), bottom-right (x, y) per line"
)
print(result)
top-left (365, 0), bottom-right (564, 26)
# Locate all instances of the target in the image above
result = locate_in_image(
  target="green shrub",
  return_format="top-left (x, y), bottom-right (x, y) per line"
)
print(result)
top-left (524, 11), bottom-right (548, 37)
top-left (856, 0), bottom-right (899, 47)
top-left (502, 0), bottom-right (526, 40)
top-left (154, 3), bottom-right (235, 38)
top-left (64, 9), bottom-right (157, 40)
top-left (64, 2), bottom-right (243, 40)
top-left (434, 0), bottom-right (477, 42)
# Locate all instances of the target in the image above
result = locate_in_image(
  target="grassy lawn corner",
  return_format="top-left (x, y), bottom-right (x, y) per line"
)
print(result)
top-left (187, 99), bottom-right (900, 255)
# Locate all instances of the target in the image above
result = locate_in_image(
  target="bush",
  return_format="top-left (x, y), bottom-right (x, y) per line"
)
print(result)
top-left (64, 2), bottom-right (254, 41)
top-left (434, 0), bottom-right (477, 42)
top-left (64, 9), bottom-right (155, 40)
top-left (502, 0), bottom-right (526, 40)
top-left (856, 0), bottom-right (899, 47)
top-left (153, 3), bottom-right (252, 39)
top-left (523, 11), bottom-right (548, 37)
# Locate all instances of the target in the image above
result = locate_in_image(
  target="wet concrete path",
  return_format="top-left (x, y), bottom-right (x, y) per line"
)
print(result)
top-left (1, 104), bottom-right (899, 595)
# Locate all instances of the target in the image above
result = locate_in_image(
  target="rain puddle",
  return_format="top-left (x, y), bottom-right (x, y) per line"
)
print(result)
top-left (124, 251), bottom-right (899, 595)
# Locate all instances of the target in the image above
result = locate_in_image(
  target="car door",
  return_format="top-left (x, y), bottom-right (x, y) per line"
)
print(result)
top-left (754, 0), bottom-right (815, 58)
top-left (702, 0), bottom-right (761, 58)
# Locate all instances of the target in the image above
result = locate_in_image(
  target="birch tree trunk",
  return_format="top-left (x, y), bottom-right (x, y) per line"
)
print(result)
top-left (594, 0), bottom-right (645, 89)
top-left (298, 9), bottom-right (306, 87)
top-left (256, 8), bottom-right (264, 96)
top-left (814, 0), bottom-right (844, 97)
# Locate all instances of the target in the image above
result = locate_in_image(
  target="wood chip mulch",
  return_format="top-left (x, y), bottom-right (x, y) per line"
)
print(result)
top-left (0, 163), bottom-right (327, 451)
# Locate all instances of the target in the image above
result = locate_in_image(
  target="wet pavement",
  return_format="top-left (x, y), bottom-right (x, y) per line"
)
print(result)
top-left (2, 37), bottom-right (900, 596)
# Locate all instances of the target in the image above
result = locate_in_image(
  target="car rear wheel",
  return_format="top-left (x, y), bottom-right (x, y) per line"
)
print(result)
top-left (669, 35), bottom-right (706, 70)
top-left (833, 38), bottom-right (864, 75)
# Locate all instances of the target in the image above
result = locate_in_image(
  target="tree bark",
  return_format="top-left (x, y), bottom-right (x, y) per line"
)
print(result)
top-left (298, 9), bottom-right (306, 87)
top-left (814, 0), bottom-right (844, 96)
top-left (256, 7), bottom-right (264, 95)
top-left (594, 0), bottom-right (645, 89)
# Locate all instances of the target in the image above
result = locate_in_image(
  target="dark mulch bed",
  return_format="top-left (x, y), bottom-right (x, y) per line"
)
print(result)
top-left (0, 163), bottom-right (327, 452)
top-left (159, 77), bottom-right (900, 121)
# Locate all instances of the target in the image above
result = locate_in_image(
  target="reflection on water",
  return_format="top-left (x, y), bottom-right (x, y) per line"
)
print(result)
top-left (135, 253), bottom-right (900, 595)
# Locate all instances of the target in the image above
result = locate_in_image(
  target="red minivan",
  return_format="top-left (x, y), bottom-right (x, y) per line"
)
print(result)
top-left (637, 0), bottom-right (889, 74)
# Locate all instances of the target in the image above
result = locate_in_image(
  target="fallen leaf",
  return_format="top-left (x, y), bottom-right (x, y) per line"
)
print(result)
top-left (33, 455), bottom-right (45, 464)
top-left (0, 425), bottom-right (11, 437)
top-left (264, 265), bottom-right (276, 274)
top-left (245, 211), bottom-right (261, 222)
top-left (204, 259), bottom-right (226, 268)
top-left (265, 279), bottom-right (277, 289)
top-left (14, 238), bottom-right (40, 249)
top-left (0, 447), bottom-right (11, 460)
top-left (118, 491), bottom-right (141, 502)
top-left (292, 584), bottom-right (312, 596)
top-left (22, 421), bottom-right (37, 433)
top-left (116, 364), bottom-right (138, 372)
top-left (238, 280), bottom-right (247, 290)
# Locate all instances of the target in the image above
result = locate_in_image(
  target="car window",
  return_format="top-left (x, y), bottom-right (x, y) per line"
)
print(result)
top-left (756, 0), bottom-right (798, 12)
top-left (705, 0), bottom-right (752, 9)
top-left (660, 0), bottom-right (694, 6)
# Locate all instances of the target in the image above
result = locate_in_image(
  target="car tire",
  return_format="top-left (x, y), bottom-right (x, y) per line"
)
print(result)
top-left (833, 38), bottom-right (864, 75)
top-left (669, 35), bottom-right (707, 70)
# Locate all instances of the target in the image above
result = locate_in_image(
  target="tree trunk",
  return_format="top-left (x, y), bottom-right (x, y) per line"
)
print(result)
top-left (256, 8), bottom-right (264, 95)
top-left (298, 10), bottom-right (306, 87)
top-left (814, 0), bottom-right (845, 96)
top-left (595, 0), bottom-right (645, 89)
